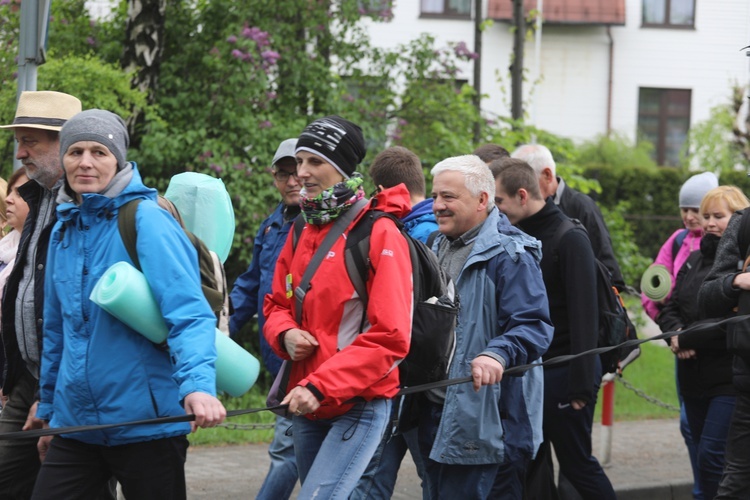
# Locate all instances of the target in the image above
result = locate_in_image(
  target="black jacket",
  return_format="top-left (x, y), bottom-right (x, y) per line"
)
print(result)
top-left (659, 235), bottom-right (735, 398)
top-left (699, 211), bottom-right (750, 392)
top-left (0, 180), bottom-right (57, 394)
top-left (557, 178), bottom-right (626, 290)
top-left (518, 200), bottom-right (599, 403)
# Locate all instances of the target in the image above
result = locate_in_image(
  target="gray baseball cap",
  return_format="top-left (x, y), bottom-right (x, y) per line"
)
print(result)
top-left (272, 138), bottom-right (298, 167)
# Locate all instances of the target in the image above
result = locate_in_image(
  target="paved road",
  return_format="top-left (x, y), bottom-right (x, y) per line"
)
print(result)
top-left (186, 313), bottom-right (693, 499)
top-left (185, 418), bottom-right (692, 499)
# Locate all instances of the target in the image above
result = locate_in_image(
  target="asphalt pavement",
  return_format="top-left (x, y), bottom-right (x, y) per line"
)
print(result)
top-left (185, 314), bottom-right (693, 499)
top-left (185, 417), bottom-right (692, 499)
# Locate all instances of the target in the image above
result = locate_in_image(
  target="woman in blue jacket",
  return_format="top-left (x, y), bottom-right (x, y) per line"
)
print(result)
top-left (33, 110), bottom-right (225, 500)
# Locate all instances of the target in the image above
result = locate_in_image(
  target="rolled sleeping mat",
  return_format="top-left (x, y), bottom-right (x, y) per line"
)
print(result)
top-left (641, 264), bottom-right (672, 302)
top-left (164, 172), bottom-right (235, 263)
top-left (90, 261), bottom-right (259, 397)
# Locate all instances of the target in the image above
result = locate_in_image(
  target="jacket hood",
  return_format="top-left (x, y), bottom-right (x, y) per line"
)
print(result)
top-left (475, 208), bottom-right (543, 263)
top-left (371, 184), bottom-right (412, 219)
top-left (403, 197), bottom-right (434, 224)
top-left (56, 162), bottom-right (157, 222)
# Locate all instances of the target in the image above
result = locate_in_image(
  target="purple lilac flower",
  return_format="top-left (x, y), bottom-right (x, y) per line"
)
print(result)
top-left (231, 49), bottom-right (244, 59)
top-left (261, 50), bottom-right (280, 65)
top-left (209, 164), bottom-right (223, 174)
top-left (226, 35), bottom-right (237, 44)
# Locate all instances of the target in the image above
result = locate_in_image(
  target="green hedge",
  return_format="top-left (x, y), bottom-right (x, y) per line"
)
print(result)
top-left (580, 165), bottom-right (750, 263)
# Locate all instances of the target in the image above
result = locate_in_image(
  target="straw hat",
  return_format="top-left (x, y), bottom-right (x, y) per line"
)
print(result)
top-left (0, 91), bottom-right (82, 132)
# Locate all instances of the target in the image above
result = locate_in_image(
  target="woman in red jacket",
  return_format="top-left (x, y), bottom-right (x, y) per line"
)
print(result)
top-left (263, 116), bottom-right (412, 499)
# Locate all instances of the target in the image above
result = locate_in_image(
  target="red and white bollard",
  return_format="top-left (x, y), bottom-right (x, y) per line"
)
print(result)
top-left (599, 373), bottom-right (616, 466)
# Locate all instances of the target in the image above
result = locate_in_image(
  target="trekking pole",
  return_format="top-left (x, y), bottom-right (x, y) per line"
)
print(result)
top-left (599, 372), bottom-right (616, 466)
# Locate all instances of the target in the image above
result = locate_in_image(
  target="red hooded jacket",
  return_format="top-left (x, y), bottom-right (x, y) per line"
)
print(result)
top-left (263, 185), bottom-right (413, 419)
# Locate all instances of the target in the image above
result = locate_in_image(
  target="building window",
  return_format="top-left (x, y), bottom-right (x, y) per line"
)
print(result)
top-left (642, 0), bottom-right (695, 28)
top-left (421, 0), bottom-right (471, 19)
top-left (638, 88), bottom-right (691, 166)
top-left (359, 0), bottom-right (390, 16)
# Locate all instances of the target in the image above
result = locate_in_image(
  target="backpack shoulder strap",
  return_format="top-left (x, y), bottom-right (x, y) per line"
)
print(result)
top-left (426, 230), bottom-right (440, 249)
top-left (118, 199), bottom-right (143, 270)
top-left (672, 228), bottom-right (690, 261)
top-left (344, 210), bottom-right (402, 306)
top-left (550, 217), bottom-right (580, 262)
top-left (292, 215), bottom-right (305, 251)
top-left (294, 198), bottom-right (369, 325)
top-left (185, 231), bottom-right (224, 312)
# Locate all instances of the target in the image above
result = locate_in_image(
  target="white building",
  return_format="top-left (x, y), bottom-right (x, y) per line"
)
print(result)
top-left (85, 0), bottom-right (750, 165)
top-left (363, 0), bottom-right (750, 165)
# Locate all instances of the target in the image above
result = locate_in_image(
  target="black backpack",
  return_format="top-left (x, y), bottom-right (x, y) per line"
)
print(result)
top-left (118, 199), bottom-right (225, 323)
top-left (293, 207), bottom-right (459, 387)
top-left (551, 218), bottom-right (638, 374)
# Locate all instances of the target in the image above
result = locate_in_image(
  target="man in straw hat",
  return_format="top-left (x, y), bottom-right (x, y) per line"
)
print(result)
top-left (0, 91), bottom-right (82, 498)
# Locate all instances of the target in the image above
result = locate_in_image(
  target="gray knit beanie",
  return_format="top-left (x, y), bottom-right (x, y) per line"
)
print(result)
top-left (679, 172), bottom-right (718, 208)
top-left (59, 109), bottom-right (129, 170)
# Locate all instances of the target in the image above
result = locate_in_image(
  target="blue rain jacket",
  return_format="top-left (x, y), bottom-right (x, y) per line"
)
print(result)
top-left (37, 165), bottom-right (218, 445)
top-left (229, 202), bottom-right (298, 377)
top-left (429, 208), bottom-right (553, 464)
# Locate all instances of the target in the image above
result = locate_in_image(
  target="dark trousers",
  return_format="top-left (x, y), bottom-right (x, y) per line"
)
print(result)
top-left (0, 367), bottom-right (42, 499)
top-left (417, 399), bottom-right (501, 500)
top-left (716, 392), bottom-right (750, 499)
top-left (533, 363), bottom-right (616, 500)
top-left (683, 394), bottom-right (735, 500)
top-left (31, 435), bottom-right (189, 500)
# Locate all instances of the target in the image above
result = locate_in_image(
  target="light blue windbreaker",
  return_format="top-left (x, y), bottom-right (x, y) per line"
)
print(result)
top-left (37, 164), bottom-right (218, 446)
top-left (429, 208), bottom-right (553, 465)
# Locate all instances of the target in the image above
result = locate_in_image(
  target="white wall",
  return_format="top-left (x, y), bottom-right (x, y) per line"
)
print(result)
top-left (610, 0), bottom-right (750, 142)
top-left (84, 0), bottom-right (750, 147)
top-left (367, 0), bottom-right (750, 145)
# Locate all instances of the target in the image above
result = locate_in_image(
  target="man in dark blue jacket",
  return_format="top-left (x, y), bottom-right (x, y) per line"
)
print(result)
top-left (229, 138), bottom-right (300, 499)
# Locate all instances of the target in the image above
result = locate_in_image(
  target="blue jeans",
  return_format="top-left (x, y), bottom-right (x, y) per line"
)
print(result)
top-left (257, 414), bottom-right (298, 500)
top-left (683, 395), bottom-right (736, 500)
top-left (294, 399), bottom-right (390, 499)
top-left (417, 400), bottom-right (500, 499)
top-left (351, 420), bottom-right (429, 499)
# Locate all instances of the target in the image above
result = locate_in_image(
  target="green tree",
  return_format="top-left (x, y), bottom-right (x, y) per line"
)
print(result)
top-left (686, 84), bottom-right (750, 175)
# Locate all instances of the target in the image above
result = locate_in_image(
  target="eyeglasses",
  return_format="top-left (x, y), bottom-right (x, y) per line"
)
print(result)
top-left (273, 170), bottom-right (299, 182)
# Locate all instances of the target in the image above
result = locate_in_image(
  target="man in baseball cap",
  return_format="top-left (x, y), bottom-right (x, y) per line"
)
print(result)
top-left (229, 138), bottom-right (301, 499)
top-left (0, 91), bottom-right (83, 498)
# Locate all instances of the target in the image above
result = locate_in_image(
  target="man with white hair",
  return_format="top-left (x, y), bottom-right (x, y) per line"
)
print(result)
top-left (511, 144), bottom-right (625, 290)
top-left (418, 154), bottom-right (553, 499)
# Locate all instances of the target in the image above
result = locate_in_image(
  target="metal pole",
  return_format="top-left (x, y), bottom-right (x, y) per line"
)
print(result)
top-left (511, 0), bottom-right (525, 123)
top-left (14, 0), bottom-right (50, 169)
top-left (472, 0), bottom-right (483, 143)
